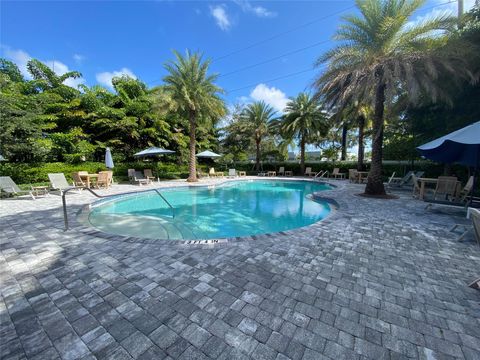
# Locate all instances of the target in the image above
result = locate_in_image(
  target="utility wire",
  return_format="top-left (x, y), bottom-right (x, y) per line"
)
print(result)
top-left (212, 4), bottom-right (356, 62)
top-left (147, 0), bottom-right (457, 87)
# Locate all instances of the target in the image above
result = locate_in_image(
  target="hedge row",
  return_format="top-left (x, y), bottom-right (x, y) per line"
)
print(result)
top-left (0, 160), bottom-right (471, 185)
top-left (0, 162), bottom-right (207, 184)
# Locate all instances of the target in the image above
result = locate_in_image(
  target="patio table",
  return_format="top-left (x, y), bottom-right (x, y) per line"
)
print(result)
top-left (238, 171), bottom-right (246, 177)
top-left (268, 171), bottom-right (276, 177)
top-left (285, 170), bottom-right (293, 176)
top-left (80, 173), bottom-right (98, 188)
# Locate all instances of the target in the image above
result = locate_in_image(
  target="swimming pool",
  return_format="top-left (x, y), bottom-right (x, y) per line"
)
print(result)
top-left (85, 180), bottom-right (333, 240)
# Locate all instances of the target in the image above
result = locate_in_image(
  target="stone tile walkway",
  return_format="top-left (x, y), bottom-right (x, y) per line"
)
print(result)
top-left (1, 179), bottom-right (479, 359)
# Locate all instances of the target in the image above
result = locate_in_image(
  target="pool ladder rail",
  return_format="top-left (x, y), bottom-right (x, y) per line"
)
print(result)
top-left (62, 186), bottom-right (176, 231)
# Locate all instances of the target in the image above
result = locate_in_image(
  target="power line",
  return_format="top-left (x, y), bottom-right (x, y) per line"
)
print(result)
top-left (212, 4), bottom-right (356, 63)
top-left (147, 0), bottom-right (457, 87)
top-left (227, 67), bottom-right (319, 94)
top-left (219, 39), bottom-right (331, 78)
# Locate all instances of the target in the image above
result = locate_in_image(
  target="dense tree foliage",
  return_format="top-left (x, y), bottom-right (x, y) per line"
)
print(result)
top-left (315, 0), bottom-right (478, 195)
top-left (0, 56), bottom-right (223, 168)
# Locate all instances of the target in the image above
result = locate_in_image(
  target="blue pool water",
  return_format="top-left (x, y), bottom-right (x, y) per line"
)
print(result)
top-left (87, 180), bottom-right (333, 240)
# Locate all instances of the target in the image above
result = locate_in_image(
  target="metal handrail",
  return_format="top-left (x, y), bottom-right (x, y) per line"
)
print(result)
top-left (62, 186), bottom-right (176, 231)
top-left (153, 189), bottom-right (175, 218)
top-left (62, 187), bottom-right (106, 230)
top-left (314, 170), bottom-right (328, 180)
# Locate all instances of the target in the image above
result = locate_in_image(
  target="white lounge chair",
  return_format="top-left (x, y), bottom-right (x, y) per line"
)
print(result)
top-left (228, 169), bottom-right (237, 178)
top-left (48, 173), bottom-right (77, 195)
top-left (0, 176), bottom-right (36, 199)
top-left (304, 167), bottom-right (314, 177)
top-left (330, 168), bottom-right (346, 179)
top-left (278, 167), bottom-right (285, 176)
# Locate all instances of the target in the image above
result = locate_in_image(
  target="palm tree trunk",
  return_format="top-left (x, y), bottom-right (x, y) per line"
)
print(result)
top-left (365, 83), bottom-right (386, 195)
top-left (187, 112), bottom-right (197, 182)
top-left (300, 135), bottom-right (306, 174)
top-left (255, 138), bottom-right (261, 171)
top-left (357, 114), bottom-right (365, 171)
top-left (341, 124), bottom-right (348, 161)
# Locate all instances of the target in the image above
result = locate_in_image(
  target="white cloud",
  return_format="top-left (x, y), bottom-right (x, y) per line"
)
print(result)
top-left (234, 0), bottom-right (277, 18)
top-left (250, 83), bottom-right (288, 113)
top-left (96, 68), bottom-right (137, 89)
top-left (2, 46), bottom-right (31, 78)
top-left (1, 46), bottom-right (85, 88)
top-left (408, 0), bottom-right (476, 27)
top-left (73, 53), bottom-right (85, 64)
top-left (210, 5), bottom-right (231, 31)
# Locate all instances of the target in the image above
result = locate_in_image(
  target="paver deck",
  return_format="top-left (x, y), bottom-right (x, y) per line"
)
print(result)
top-left (1, 179), bottom-right (479, 360)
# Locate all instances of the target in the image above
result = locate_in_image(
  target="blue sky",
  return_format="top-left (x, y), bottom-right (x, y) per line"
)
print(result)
top-left (1, 0), bottom-right (473, 115)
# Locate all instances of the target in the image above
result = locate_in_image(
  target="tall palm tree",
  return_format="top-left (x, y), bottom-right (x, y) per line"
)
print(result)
top-left (315, 0), bottom-right (474, 195)
top-left (275, 93), bottom-right (329, 174)
top-left (242, 101), bottom-right (276, 171)
top-left (163, 50), bottom-right (226, 182)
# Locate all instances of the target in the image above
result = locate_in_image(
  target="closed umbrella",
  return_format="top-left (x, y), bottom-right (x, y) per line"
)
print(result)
top-left (417, 121), bottom-right (480, 202)
top-left (196, 150), bottom-right (221, 158)
top-left (105, 147), bottom-right (114, 169)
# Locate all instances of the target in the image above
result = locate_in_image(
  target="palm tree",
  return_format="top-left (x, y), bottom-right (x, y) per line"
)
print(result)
top-left (242, 101), bottom-right (276, 171)
top-left (315, 0), bottom-right (474, 195)
top-left (163, 50), bottom-right (226, 182)
top-left (275, 93), bottom-right (329, 174)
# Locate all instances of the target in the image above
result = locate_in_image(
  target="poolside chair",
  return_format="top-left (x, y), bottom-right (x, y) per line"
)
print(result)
top-left (144, 169), bottom-right (157, 182)
top-left (228, 169), bottom-right (237, 178)
top-left (330, 168), bottom-right (346, 179)
top-left (96, 172), bottom-right (110, 189)
top-left (411, 174), bottom-right (423, 198)
top-left (388, 171), bottom-right (414, 188)
top-left (278, 167), bottom-right (285, 176)
top-left (72, 172), bottom-right (87, 187)
top-left (432, 176), bottom-right (458, 201)
top-left (348, 169), bottom-right (358, 183)
top-left (209, 168), bottom-right (224, 177)
top-left (384, 172), bottom-right (396, 190)
top-left (48, 173), bottom-right (77, 195)
top-left (128, 169), bottom-right (149, 186)
top-left (457, 176), bottom-right (474, 202)
top-left (0, 176), bottom-right (36, 199)
top-left (304, 167), bottom-right (315, 177)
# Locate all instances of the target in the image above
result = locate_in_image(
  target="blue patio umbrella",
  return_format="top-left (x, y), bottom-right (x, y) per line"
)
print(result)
top-left (105, 147), bottom-right (114, 169)
top-left (417, 121), bottom-right (480, 202)
top-left (134, 147), bottom-right (175, 157)
top-left (417, 121), bottom-right (480, 167)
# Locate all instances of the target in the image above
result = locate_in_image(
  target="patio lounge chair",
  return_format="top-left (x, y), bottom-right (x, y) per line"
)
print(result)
top-left (278, 167), bottom-right (285, 176)
top-left (144, 169), bottom-right (157, 182)
top-left (228, 169), bottom-right (237, 178)
top-left (0, 176), bottom-right (36, 199)
top-left (388, 171), bottom-right (414, 188)
top-left (330, 168), bottom-right (346, 179)
top-left (432, 176), bottom-right (458, 201)
top-left (209, 168), bottom-right (224, 177)
top-left (128, 169), bottom-right (150, 186)
top-left (48, 173), bottom-right (77, 195)
top-left (467, 209), bottom-right (480, 290)
top-left (457, 176), bottom-right (474, 202)
top-left (305, 167), bottom-right (315, 177)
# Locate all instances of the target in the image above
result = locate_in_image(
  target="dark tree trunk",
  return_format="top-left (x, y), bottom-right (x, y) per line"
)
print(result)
top-left (255, 138), bottom-right (261, 171)
top-left (357, 114), bottom-right (365, 171)
top-left (365, 82), bottom-right (386, 195)
top-left (300, 134), bottom-right (306, 175)
top-left (341, 124), bottom-right (348, 161)
top-left (187, 112), bottom-right (197, 182)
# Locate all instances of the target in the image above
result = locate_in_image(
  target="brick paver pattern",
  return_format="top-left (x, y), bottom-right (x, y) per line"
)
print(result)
top-left (1, 179), bottom-right (479, 359)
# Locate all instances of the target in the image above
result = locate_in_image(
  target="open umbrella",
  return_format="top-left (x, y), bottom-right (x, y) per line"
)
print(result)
top-left (134, 147), bottom-right (175, 157)
top-left (417, 121), bottom-right (480, 202)
top-left (196, 150), bottom-right (221, 158)
top-left (417, 121), bottom-right (480, 167)
top-left (105, 147), bottom-right (114, 169)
